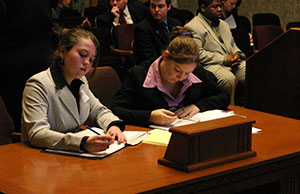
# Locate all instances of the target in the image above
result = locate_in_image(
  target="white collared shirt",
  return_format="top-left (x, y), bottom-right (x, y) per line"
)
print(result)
top-left (113, 5), bottom-right (133, 26)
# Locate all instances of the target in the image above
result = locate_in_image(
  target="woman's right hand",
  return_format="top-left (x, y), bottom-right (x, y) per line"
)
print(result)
top-left (84, 135), bottom-right (114, 153)
top-left (150, 109), bottom-right (178, 125)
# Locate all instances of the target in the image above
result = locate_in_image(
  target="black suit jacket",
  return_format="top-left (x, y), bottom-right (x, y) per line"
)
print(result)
top-left (110, 65), bottom-right (230, 127)
top-left (96, 0), bottom-right (149, 28)
top-left (133, 15), bottom-right (182, 66)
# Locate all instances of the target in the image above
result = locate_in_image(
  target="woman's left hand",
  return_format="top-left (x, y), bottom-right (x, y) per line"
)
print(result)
top-left (106, 126), bottom-right (127, 143)
top-left (175, 105), bottom-right (200, 118)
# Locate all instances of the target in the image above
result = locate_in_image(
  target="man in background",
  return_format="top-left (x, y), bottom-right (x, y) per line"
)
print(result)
top-left (133, 0), bottom-right (182, 66)
top-left (96, 0), bottom-right (149, 28)
top-left (184, 0), bottom-right (246, 105)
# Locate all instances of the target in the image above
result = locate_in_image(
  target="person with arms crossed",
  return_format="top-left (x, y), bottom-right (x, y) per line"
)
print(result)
top-left (184, 0), bottom-right (246, 105)
top-left (133, 0), bottom-right (182, 66)
top-left (110, 27), bottom-right (230, 127)
top-left (22, 28), bottom-right (126, 153)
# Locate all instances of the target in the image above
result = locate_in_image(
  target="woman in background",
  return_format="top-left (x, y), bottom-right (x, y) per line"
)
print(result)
top-left (110, 27), bottom-right (230, 127)
top-left (22, 28), bottom-right (126, 153)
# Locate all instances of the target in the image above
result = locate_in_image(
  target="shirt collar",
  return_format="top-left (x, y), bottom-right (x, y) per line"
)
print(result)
top-left (50, 62), bottom-right (84, 90)
top-left (123, 5), bottom-right (129, 17)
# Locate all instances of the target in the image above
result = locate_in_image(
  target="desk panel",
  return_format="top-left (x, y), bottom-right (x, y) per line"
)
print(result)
top-left (1, 106), bottom-right (300, 193)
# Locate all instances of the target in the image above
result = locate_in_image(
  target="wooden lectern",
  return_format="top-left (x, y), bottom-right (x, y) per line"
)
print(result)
top-left (158, 116), bottom-right (257, 172)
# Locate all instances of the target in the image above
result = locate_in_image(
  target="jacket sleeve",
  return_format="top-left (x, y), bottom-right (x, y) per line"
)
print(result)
top-left (193, 68), bottom-right (231, 111)
top-left (82, 78), bottom-right (123, 132)
top-left (110, 69), bottom-right (152, 127)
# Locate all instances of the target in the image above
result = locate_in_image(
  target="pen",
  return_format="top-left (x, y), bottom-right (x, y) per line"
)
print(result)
top-left (179, 117), bottom-right (199, 122)
top-left (86, 125), bottom-right (101, 135)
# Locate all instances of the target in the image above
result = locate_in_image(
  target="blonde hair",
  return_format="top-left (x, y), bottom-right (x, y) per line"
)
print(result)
top-left (166, 26), bottom-right (200, 65)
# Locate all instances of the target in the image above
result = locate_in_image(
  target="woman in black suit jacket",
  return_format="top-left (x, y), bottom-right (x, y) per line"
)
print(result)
top-left (110, 27), bottom-right (230, 127)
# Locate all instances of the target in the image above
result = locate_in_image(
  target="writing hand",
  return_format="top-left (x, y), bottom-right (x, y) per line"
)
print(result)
top-left (107, 126), bottom-right (127, 143)
top-left (175, 105), bottom-right (200, 118)
top-left (150, 109), bottom-right (177, 125)
top-left (84, 135), bottom-right (113, 153)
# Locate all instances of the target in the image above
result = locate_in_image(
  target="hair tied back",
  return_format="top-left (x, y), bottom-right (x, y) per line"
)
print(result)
top-left (181, 32), bottom-right (192, 37)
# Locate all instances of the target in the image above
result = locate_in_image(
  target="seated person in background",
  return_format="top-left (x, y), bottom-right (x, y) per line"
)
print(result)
top-left (110, 27), bottom-right (230, 127)
top-left (96, 0), bottom-right (149, 28)
top-left (144, 0), bottom-right (194, 25)
top-left (184, 0), bottom-right (246, 105)
top-left (69, 0), bottom-right (91, 14)
top-left (221, 0), bottom-right (253, 57)
top-left (22, 28), bottom-right (126, 153)
top-left (133, 0), bottom-right (182, 66)
top-left (50, 0), bottom-right (90, 47)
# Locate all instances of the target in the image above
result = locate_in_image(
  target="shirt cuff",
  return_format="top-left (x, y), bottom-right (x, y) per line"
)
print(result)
top-left (80, 136), bottom-right (89, 152)
top-left (107, 120), bottom-right (125, 132)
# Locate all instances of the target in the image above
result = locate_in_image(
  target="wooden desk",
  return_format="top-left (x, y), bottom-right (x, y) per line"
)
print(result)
top-left (1, 106), bottom-right (300, 194)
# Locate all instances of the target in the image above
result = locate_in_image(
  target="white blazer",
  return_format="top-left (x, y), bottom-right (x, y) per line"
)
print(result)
top-left (22, 68), bottom-right (121, 151)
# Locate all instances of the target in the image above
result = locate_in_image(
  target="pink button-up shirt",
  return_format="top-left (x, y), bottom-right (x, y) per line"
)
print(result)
top-left (143, 57), bottom-right (202, 107)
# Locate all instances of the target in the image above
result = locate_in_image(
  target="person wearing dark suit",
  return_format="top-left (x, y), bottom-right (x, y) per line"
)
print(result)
top-left (133, 0), bottom-right (182, 67)
top-left (221, 0), bottom-right (253, 57)
top-left (96, 0), bottom-right (149, 28)
top-left (110, 27), bottom-right (230, 127)
top-left (0, 0), bottom-right (54, 130)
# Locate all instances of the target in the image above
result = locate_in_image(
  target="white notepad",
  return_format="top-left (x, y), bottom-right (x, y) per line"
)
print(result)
top-left (43, 128), bottom-right (149, 160)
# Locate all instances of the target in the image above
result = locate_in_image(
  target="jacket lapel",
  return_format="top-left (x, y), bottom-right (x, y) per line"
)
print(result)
top-left (198, 14), bottom-right (227, 52)
top-left (58, 87), bottom-right (80, 125)
top-left (219, 25), bottom-right (232, 53)
top-left (143, 87), bottom-right (169, 108)
top-left (79, 88), bottom-right (90, 124)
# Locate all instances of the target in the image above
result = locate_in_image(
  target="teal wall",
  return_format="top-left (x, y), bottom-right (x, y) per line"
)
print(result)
top-left (178, 0), bottom-right (300, 31)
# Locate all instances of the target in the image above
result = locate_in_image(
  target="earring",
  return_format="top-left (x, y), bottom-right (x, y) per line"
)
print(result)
top-left (60, 57), bottom-right (64, 65)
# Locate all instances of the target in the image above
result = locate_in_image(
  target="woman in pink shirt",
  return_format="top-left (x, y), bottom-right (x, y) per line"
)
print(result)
top-left (110, 27), bottom-right (230, 127)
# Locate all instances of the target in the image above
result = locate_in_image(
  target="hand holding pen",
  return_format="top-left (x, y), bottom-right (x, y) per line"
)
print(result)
top-left (174, 104), bottom-right (200, 119)
top-left (150, 109), bottom-right (178, 125)
top-left (84, 125), bottom-right (114, 153)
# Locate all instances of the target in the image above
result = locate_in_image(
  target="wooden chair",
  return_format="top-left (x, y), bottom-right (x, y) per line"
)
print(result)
top-left (252, 13), bottom-right (281, 27)
top-left (90, 27), bottom-right (122, 67)
top-left (0, 96), bottom-right (14, 145)
top-left (110, 24), bottom-right (136, 69)
top-left (83, 7), bottom-right (108, 27)
top-left (85, 66), bottom-right (122, 107)
top-left (286, 22), bottom-right (300, 30)
top-left (252, 24), bottom-right (283, 50)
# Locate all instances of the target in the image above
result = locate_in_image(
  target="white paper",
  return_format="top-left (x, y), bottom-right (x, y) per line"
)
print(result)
top-left (44, 128), bottom-right (149, 159)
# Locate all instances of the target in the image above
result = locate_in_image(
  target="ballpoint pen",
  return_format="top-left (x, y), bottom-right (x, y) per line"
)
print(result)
top-left (179, 116), bottom-right (200, 122)
top-left (85, 125), bottom-right (101, 135)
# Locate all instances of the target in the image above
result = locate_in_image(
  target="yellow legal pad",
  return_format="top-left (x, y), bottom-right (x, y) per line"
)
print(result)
top-left (142, 129), bottom-right (172, 146)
